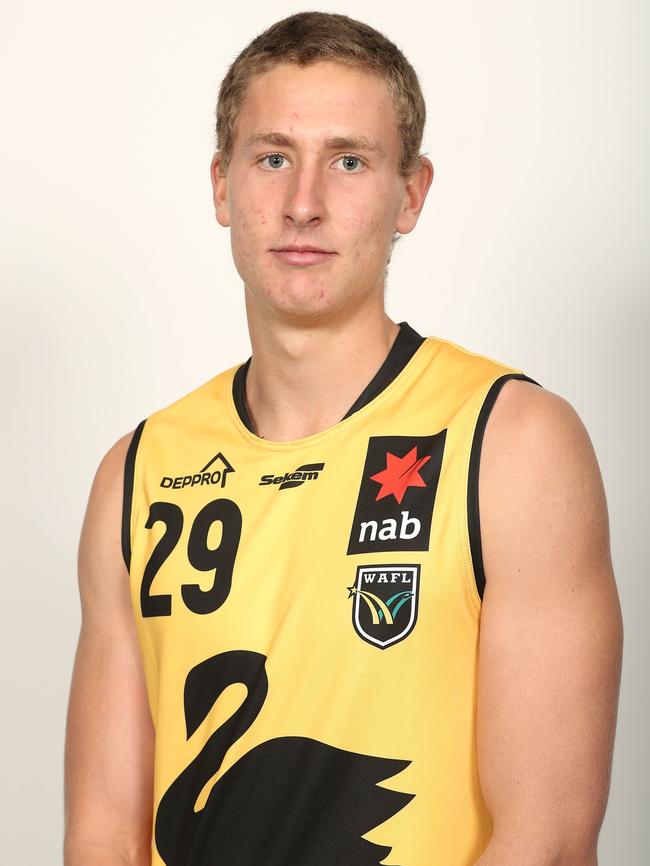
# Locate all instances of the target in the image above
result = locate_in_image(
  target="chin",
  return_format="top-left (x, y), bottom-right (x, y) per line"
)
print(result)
top-left (261, 278), bottom-right (337, 318)
top-left (245, 268), bottom-right (371, 324)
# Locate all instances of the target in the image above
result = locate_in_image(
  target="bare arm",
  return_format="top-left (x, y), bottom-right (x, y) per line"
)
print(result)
top-left (473, 381), bottom-right (623, 866)
top-left (64, 431), bottom-right (154, 866)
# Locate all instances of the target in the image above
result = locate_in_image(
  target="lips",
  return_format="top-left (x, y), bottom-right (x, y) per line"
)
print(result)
top-left (271, 246), bottom-right (336, 266)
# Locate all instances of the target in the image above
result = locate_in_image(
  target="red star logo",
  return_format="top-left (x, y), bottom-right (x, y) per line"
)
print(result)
top-left (369, 446), bottom-right (431, 504)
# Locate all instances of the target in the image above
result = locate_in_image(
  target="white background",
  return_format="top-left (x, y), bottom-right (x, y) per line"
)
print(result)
top-left (1, 0), bottom-right (648, 861)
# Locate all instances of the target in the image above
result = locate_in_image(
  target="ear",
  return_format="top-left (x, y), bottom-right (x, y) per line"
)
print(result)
top-left (210, 151), bottom-right (231, 227)
top-left (394, 156), bottom-right (434, 235)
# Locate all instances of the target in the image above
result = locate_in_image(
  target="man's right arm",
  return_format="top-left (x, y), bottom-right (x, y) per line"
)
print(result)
top-left (64, 431), bottom-right (154, 866)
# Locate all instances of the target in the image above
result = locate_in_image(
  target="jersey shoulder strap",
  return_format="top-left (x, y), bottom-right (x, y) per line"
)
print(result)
top-left (430, 335), bottom-right (542, 604)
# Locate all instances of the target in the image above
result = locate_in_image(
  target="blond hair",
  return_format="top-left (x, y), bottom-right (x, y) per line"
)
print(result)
top-left (214, 11), bottom-right (426, 177)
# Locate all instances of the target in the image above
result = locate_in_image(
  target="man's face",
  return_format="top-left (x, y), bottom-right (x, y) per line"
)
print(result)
top-left (211, 60), bottom-right (429, 323)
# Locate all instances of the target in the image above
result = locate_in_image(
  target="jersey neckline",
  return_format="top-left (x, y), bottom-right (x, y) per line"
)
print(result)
top-left (227, 322), bottom-right (429, 451)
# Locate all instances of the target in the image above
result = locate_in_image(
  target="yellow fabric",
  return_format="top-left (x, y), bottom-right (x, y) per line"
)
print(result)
top-left (126, 334), bottom-right (532, 865)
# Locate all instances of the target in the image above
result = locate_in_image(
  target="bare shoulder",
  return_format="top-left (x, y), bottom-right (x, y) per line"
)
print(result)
top-left (77, 429), bottom-right (139, 617)
top-left (92, 428), bottom-right (136, 498)
top-left (479, 374), bottom-right (616, 602)
top-left (483, 377), bottom-right (594, 459)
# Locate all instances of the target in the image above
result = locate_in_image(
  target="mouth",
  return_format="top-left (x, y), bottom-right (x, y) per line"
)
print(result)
top-left (270, 246), bottom-right (337, 267)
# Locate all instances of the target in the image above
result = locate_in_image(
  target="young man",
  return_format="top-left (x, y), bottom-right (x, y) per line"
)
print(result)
top-left (64, 12), bottom-right (623, 866)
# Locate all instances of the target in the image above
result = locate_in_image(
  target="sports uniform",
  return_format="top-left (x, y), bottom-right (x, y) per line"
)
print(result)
top-left (122, 321), bottom-right (541, 865)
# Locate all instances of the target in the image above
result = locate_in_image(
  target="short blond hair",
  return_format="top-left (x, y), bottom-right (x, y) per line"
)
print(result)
top-left (215, 11), bottom-right (426, 177)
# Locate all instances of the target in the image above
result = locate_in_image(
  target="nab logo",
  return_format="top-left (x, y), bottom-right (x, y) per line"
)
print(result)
top-left (160, 451), bottom-right (234, 490)
top-left (347, 433), bottom-right (446, 553)
top-left (348, 564), bottom-right (420, 648)
top-left (259, 463), bottom-right (325, 490)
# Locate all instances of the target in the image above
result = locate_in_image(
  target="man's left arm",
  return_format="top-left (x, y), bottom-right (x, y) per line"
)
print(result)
top-left (473, 380), bottom-right (623, 866)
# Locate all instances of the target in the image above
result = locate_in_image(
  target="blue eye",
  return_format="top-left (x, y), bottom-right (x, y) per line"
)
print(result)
top-left (258, 153), bottom-right (365, 171)
top-left (260, 153), bottom-right (286, 169)
top-left (337, 155), bottom-right (364, 172)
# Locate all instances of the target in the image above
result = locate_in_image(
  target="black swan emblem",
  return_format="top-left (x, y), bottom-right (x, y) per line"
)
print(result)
top-left (155, 649), bottom-right (414, 865)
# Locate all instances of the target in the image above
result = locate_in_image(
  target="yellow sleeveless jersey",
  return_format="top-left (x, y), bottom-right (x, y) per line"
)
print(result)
top-left (122, 322), bottom-right (541, 866)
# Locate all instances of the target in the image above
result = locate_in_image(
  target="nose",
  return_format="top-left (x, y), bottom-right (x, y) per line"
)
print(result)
top-left (282, 161), bottom-right (324, 230)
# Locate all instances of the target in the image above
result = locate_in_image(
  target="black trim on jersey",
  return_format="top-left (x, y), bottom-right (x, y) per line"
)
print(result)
top-left (232, 358), bottom-right (254, 432)
top-left (231, 321), bottom-right (426, 435)
top-left (468, 373), bottom-right (543, 602)
top-left (121, 419), bottom-right (146, 572)
top-left (343, 321), bottom-right (425, 419)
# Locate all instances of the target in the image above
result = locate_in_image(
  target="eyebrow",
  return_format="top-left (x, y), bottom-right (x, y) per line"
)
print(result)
top-left (243, 131), bottom-right (386, 156)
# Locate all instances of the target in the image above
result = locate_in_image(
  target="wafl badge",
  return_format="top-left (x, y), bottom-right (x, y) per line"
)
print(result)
top-left (347, 564), bottom-right (420, 649)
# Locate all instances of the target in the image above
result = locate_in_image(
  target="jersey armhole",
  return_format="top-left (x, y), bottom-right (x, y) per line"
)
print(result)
top-left (121, 419), bottom-right (147, 573)
top-left (465, 373), bottom-right (543, 608)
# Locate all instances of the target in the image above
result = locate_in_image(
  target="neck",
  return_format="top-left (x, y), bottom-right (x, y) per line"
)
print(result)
top-left (242, 298), bottom-right (401, 442)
